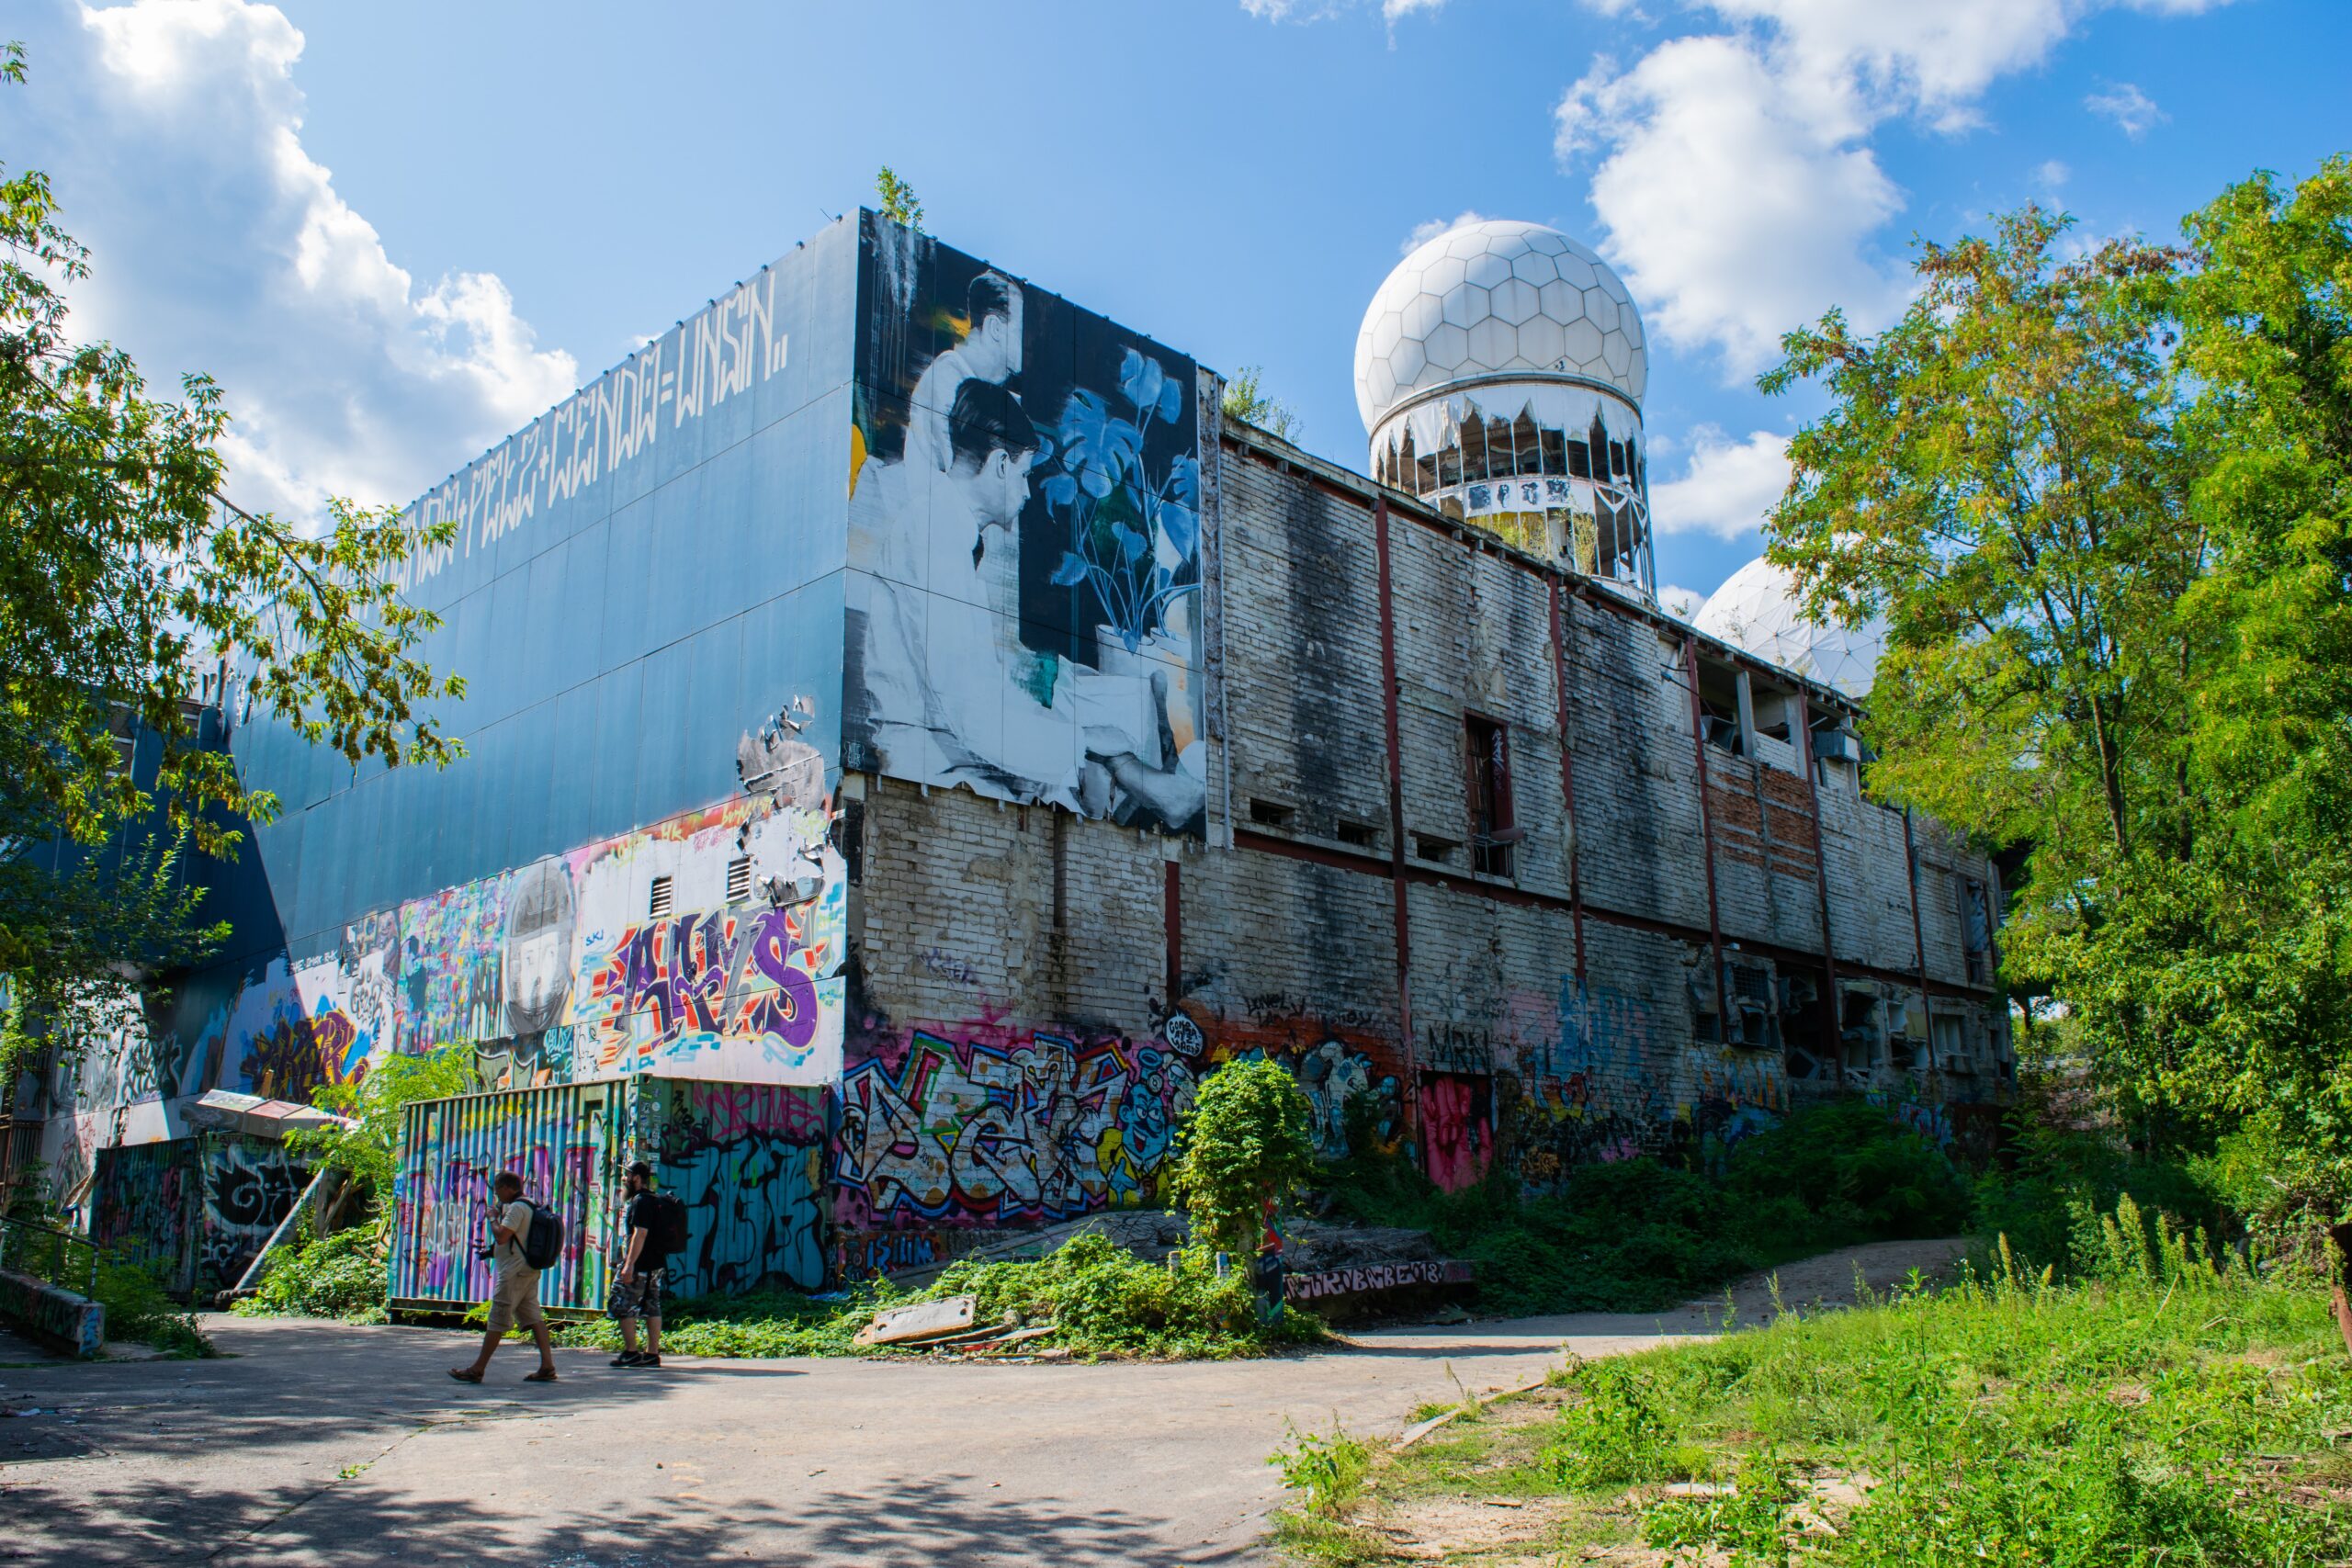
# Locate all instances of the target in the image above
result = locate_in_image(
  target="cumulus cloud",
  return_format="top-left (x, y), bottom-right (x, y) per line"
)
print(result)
top-left (1650, 426), bottom-right (1791, 539)
top-left (17, 1), bottom-right (577, 520)
top-left (1557, 0), bottom-right (2232, 375)
top-left (1402, 209), bottom-right (1492, 254)
top-left (1657, 583), bottom-right (1706, 621)
top-left (2036, 159), bottom-right (2071, 192)
top-left (2085, 80), bottom-right (2166, 137)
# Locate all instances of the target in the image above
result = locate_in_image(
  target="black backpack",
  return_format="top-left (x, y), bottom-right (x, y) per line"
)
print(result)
top-left (650, 1193), bottom-right (690, 1257)
top-left (521, 1201), bottom-right (565, 1270)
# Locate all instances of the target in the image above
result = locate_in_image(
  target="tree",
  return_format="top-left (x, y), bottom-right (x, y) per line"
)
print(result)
top-left (875, 166), bottom-right (922, 231)
top-left (1221, 366), bottom-right (1300, 442)
top-left (1170, 1057), bottom-right (1316, 1258)
top-left (0, 44), bottom-right (463, 1071)
top-left (1762, 166), bottom-right (2352, 1201)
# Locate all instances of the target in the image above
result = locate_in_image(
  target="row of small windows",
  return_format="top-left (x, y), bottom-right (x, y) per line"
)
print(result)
top-left (1377, 411), bottom-right (1644, 499)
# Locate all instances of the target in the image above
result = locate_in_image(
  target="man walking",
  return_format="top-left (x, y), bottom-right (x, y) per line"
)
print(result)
top-left (451, 1170), bottom-right (558, 1384)
top-left (609, 1161), bottom-right (668, 1369)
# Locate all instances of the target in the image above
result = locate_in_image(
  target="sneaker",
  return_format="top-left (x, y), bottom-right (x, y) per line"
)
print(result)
top-left (628, 1353), bottom-right (662, 1369)
top-left (609, 1351), bottom-right (646, 1368)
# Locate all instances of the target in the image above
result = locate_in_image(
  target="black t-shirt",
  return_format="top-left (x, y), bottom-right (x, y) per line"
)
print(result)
top-left (623, 1191), bottom-right (667, 1269)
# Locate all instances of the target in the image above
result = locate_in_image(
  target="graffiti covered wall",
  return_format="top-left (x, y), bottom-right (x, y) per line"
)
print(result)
top-left (844, 211), bottom-right (1208, 837)
top-left (648, 1080), bottom-right (827, 1295)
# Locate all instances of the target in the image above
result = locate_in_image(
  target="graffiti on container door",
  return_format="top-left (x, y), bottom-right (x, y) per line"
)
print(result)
top-left (654, 1084), bottom-right (827, 1294)
top-left (200, 1140), bottom-right (308, 1286)
top-left (394, 1093), bottom-right (610, 1305)
top-left (834, 1028), bottom-right (1199, 1225)
top-left (91, 1143), bottom-right (191, 1279)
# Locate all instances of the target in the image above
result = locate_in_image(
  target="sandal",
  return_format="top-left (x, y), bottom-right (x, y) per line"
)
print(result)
top-left (448, 1368), bottom-right (483, 1383)
top-left (524, 1369), bottom-right (560, 1382)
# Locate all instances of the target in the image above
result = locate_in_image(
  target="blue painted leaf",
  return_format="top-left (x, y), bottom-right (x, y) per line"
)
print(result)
top-left (1159, 502), bottom-right (1198, 563)
top-left (1114, 523), bottom-right (1148, 566)
top-left (1057, 389), bottom-right (1143, 502)
top-left (1157, 374), bottom-right (1182, 423)
top-left (1049, 552), bottom-right (1091, 588)
top-left (1118, 348), bottom-right (1164, 417)
top-left (1043, 473), bottom-right (1079, 507)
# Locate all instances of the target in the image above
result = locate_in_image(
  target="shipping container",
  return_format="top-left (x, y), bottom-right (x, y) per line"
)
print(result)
top-left (89, 1133), bottom-right (310, 1298)
top-left (390, 1077), bottom-right (826, 1316)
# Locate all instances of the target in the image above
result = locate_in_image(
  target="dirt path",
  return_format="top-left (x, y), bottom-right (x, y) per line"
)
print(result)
top-left (0, 1237), bottom-right (1967, 1566)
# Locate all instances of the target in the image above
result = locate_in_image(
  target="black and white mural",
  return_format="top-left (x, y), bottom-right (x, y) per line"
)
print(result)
top-left (844, 211), bottom-right (1207, 836)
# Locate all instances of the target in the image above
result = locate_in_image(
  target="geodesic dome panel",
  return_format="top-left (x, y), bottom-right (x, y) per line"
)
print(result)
top-left (1356, 220), bottom-right (1645, 432)
top-left (1693, 557), bottom-right (1887, 699)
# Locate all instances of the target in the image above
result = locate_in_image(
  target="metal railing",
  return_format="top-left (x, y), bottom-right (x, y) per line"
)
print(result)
top-left (0, 1214), bottom-right (101, 1300)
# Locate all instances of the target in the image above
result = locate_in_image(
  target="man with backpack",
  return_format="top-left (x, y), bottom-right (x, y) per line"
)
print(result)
top-left (450, 1169), bottom-right (560, 1384)
top-left (609, 1161), bottom-right (680, 1369)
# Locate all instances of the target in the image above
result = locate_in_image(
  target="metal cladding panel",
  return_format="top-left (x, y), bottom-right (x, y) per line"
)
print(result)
top-left (390, 1081), bottom-right (623, 1313)
top-left (226, 216), bottom-right (860, 959)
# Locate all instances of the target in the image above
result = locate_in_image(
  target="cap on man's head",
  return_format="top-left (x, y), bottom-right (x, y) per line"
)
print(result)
top-left (626, 1161), bottom-right (653, 1181)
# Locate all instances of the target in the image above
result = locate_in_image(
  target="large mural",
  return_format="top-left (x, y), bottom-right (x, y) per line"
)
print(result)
top-left (844, 212), bottom-right (1208, 836)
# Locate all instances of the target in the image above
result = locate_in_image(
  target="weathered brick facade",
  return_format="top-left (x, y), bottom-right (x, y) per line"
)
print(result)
top-left (829, 402), bottom-right (2011, 1259)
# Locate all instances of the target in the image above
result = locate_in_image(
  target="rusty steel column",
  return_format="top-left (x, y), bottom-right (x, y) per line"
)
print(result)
top-left (1794, 690), bottom-right (1843, 1064)
top-left (1903, 806), bottom-right (1936, 1072)
top-left (1374, 498), bottom-right (1417, 1123)
top-left (1680, 637), bottom-right (1731, 1036)
top-left (1547, 579), bottom-right (1590, 987)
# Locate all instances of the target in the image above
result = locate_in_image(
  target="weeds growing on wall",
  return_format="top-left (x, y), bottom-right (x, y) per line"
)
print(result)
top-left (1317, 1100), bottom-right (1977, 1315)
top-left (1272, 1200), bottom-right (2352, 1565)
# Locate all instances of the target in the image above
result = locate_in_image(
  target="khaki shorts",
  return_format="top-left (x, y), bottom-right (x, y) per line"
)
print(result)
top-left (485, 1269), bottom-right (545, 1334)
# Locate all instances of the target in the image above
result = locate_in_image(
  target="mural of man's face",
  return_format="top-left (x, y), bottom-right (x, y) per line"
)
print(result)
top-left (967, 298), bottom-right (1023, 383)
top-left (977, 446), bottom-right (1035, 529)
top-left (510, 926), bottom-right (565, 1018)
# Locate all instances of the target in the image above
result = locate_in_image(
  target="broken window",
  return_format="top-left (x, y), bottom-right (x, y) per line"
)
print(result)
top-left (1540, 427), bottom-right (1566, 477)
top-left (1962, 878), bottom-right (1994, 985)
top-left (1335, 821), bottom-right (1381, 852)
top-left (1931, 1012), bottom-right (1967, 1070)
top-left (1565, 437), bottom-right (1592, 479)
top-left (1510, 412), bottom-right (1541, 478)
top-left (1414, 832), bottom-right (1462, 866)
top-left (1464, 714), bottom-right (1515, 876)
top-left (1462, 418), bottom-right (1491, 483)
top-left (1249, 798), bottom-right (1295, 828)
top-left (1693, 654), bottom-right (1746, 756)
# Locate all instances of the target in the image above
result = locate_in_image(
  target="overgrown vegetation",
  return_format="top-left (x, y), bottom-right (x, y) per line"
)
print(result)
top-left (0, 1194), bottom-right (210, 1356)
top-left (1317, 1100), bottom-right (1974, 1316)
top-left (1274, 1199), bottom-right (2350, 1565)
top-left (558, 1231), bottom-right (1327, 1362)
top-left (1172, 1056), bottom-right (1317, 1260)
top-left (1221, 364), bottom-right (1301, 440)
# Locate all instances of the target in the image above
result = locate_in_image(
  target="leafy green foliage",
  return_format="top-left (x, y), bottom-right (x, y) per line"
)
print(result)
top-left (287, 1045), bottom-right (477, 1196)
top-left (874, 166), bottom-right (922, 231)
top-left (0, 44), bottom-right (463, 1072)
top-left (1171, 1058), bottom-right (1317, 1259)
top-left (1762, 161), bottom-right (2352, 1202)
top-left (234, 1217), bottom-right (389, 1322)
top-left (558, 1230), bottom-right (1326, 1361)
top-left (1220, 365), bottom-right (1301, 441)
top-left (1318, 1101), bottom-right (1974, 1314)
top-left (1543, 1359), bottom-right (1710, 1487)
top-left (91, 1252), bottom-right (212, 1357)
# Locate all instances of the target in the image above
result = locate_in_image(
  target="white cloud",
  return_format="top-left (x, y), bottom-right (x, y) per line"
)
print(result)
top-left (1558, 1), bottom-right (2231, 375)
top-left (1402, 209), bottom-right (1492, 254)
top-left (2035, 159), bottom-right (2071, 191)
top-left (1657, 583), bottom-right (1705, 620)
top-left (2085, 80), bottom-right (2166, 137)
top-left (1650, 426), bottom-right (1790, 539)
top-left (1240, 0), bottom-right (1448, 19)
top-left (20, 0), bottom-right (577, 520)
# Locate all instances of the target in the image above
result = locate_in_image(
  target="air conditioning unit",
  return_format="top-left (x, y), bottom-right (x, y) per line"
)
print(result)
top-left (1813, 729), bottom-right (1865, 765)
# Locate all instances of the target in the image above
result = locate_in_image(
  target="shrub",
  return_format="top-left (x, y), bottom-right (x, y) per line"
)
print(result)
top-left (236, 1216), bottom-right (388, 1321)
top-left (93, 1252), bottom-right (211, 1357)
top-left (1171, 1058), bottom-right (1317, 1260)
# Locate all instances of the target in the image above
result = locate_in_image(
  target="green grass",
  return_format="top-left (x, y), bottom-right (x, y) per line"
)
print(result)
top-left (1271, 1201), bottom-right (2352, 1565)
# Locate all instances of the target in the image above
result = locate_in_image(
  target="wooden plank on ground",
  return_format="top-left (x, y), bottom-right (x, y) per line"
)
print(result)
top-left (854, 1294), bottom-right (978, 1347)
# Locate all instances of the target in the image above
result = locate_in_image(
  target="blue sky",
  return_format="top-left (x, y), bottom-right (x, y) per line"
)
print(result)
top-left (14, 0), bottom-right (2349, 610)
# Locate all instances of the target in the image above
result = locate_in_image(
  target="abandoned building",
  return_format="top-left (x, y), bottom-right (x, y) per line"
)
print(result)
top-left (8, 212), bottom-right (2011, 1307)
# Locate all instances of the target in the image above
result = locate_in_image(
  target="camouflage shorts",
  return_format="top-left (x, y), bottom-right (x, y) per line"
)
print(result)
top-left (606, 1267), bottom-right (665, 1321)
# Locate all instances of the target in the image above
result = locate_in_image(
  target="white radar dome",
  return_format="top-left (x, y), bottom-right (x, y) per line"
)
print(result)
top-left (1693, 558), bottom-right (1887, 699)
top-left (1355, 220), bottom-right (1646, 432)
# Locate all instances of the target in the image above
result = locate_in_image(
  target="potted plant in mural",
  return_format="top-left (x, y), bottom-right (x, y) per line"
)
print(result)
top-left (1041, 348), bottom-right (1202, 656)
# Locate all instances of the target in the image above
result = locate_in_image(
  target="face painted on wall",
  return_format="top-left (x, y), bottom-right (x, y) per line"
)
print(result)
top-left (503, 858), bottom-right (576, 1038)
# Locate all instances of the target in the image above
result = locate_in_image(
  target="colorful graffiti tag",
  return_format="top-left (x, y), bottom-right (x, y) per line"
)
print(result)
top-left (834, 1028), bottom-right (1199, 1227)
top-left (199, 1139), bottom-right (308, 1289)
top-left (650, 1082), bottom-right (828, 1295)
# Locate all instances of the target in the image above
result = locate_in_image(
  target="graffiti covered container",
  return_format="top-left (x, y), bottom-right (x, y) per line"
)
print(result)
top-left (390, 1076), bottom-right (824, 1315)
